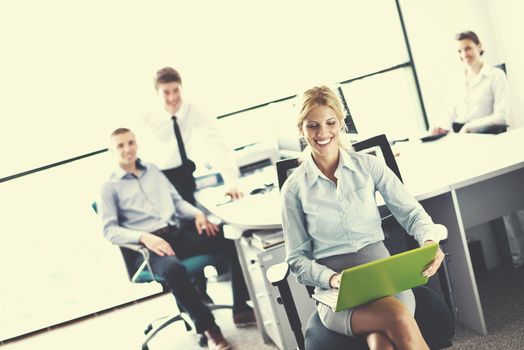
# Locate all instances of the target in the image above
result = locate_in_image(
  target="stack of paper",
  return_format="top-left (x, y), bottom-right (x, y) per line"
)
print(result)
top-left (251, 230), bottom-right (285, 250)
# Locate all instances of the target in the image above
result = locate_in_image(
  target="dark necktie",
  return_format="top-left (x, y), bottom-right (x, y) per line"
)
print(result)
top-left (171, 116), bottom-right (188, 164)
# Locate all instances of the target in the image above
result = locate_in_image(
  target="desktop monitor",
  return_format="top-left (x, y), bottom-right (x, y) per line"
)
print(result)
top-left (337, 85), bottom-right (359, 135)
top-left (272, 98), bottom-right (304, 155)
top-left (216, 105), bottom-right (279, 174)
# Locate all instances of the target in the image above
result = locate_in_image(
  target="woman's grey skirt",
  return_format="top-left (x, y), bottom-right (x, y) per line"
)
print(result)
top-left (316, 241), bottom-right (416, 337)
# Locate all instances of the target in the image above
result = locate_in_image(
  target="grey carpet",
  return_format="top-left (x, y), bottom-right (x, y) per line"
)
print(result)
top-left (187, 266), bottom-right (524, 349)
top-left (448, 266), bottom-right (524, 349)
top-left (160, 266), bottom-right (524, 349)
top-left (4, 266), bottom-right (523, 349)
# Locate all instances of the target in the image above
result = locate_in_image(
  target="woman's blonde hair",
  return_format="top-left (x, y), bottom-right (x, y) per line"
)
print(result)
top-left (296, 85), bottom-right (348, 149)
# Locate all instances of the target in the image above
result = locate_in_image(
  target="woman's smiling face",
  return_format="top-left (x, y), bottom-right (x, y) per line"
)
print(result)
top-left (301, 104), bottom-right (341, 159)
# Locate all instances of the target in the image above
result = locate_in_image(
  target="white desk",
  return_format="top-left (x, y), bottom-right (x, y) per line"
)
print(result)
top-left (197, 128), bottom-right (524, 337)
top-left (197, 166), bottom-right (281, 230)
top-left (395, 130), bottom-right (524, 335)
top-left (197, 166), bottom-right (311, 349)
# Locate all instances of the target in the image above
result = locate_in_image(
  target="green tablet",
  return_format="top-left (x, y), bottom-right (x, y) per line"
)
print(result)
top-left (313, 243), bottom-right (438, 312)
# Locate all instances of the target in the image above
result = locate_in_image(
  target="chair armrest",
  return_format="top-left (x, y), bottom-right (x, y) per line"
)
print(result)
top-left (435, 240), bottom-right (457, 319)
top-left (114, 242), bottom-right (156, 283)
top-left (115, 242), bottom-right (150, 261)
top-left (116, 242), bottom-right (143, 251)
top-left (266, 262), bottom-right (291, 286)
top-left (266, 262), bottom-right (305, 350)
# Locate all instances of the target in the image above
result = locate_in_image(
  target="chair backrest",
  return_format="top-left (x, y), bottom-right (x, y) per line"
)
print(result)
top-left (275, 134), bottom-right (402, 190)
top-left (495, 63), bottom-right (506, 75)
top-left (488, 63), bottom-right (509, 134)
top-left (91, 201), bottom-right (221, 284)
top-left (276, 157), bottom-right (301, 190)
top-left (352, 134), bottom-right (403, 183)
top-left (353, 134), bottom-right (417, 252)
top-left (91, 201), bottom-right (148, 281)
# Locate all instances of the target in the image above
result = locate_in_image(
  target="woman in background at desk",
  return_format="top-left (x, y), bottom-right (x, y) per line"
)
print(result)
top-left (432, 30), bottom-right (509, 135)
top-left (432, 31), bottom-right (524, 268)
top-left (281, 85), bottom-right (448, 350)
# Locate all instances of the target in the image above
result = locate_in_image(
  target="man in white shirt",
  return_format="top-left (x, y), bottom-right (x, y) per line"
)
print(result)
top-left (140, 67), bottom-right (243, 205)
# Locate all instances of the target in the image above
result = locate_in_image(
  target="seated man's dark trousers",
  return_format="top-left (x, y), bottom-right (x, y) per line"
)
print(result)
top-left (133, 220), bottom-right (250, 333)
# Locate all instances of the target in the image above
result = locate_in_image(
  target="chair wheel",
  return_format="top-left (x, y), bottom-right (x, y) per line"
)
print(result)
top-left (144, 324), bottom-right (153, 335)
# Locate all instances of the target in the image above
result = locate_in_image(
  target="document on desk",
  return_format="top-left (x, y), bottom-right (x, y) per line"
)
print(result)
top-left (213, 191), bottom-right (277, 211)
top-left (251, 230), bottom-right (284, 250)
top-left (205, 190), bottom-right (281, 230)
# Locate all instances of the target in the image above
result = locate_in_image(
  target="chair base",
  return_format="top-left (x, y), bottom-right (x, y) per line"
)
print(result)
top-left (141, 304), bottom-right (233, 349)
top-left (142, 312), bottom-right (192, 350)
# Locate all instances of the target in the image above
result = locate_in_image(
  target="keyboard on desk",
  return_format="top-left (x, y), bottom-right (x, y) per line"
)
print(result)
top-left (420, 133), bottom-right (447, 142)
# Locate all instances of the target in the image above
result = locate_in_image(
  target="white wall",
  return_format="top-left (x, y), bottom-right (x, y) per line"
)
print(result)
top-left (401, 0), bottom-right (508, 129)
top-left (400, 0), bottom-right (523, 276)
top-left (0, 0), bottom-right (415, 340)
top-left (0, 0), bottom-right (407, 178)
top-left (486, 0), bottom-right (524, 128)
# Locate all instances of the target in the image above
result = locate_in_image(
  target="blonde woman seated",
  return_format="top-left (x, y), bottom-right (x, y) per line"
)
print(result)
top-left (281, 85), bottom-right (447, 350)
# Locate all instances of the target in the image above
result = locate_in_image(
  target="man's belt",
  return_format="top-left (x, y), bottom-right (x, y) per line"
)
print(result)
top-left (151, 225), bottom-right (179, 235)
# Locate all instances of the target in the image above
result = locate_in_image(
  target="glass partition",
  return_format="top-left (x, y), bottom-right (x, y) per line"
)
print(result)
top-left (1, 0), bottom-right (411, 179)
top-left (340, 67), bottom-right (425, 141)
top-left (0, 153), bottom-right (160, 341)
top-left (0, 0), bottom-right (426, 340)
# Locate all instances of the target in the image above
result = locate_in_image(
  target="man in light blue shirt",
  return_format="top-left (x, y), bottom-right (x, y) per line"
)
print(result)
top-left (99, 128), bottom-right (254, 350)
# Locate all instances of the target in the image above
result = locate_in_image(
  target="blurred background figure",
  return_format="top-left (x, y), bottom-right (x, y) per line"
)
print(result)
top-left (432, 30), bottom-right (509, 135)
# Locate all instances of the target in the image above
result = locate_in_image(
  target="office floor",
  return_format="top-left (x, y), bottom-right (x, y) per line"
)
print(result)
top-left (1, 280), bottom-right (277, 350)
top-left (450, 265), bottom-right (524, 349)
top-left (3, 266), bottom-right (524, 350)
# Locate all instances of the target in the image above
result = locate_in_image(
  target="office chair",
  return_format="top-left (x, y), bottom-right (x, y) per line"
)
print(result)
top-left (91, 202), bottom-right (232, 350)
top-left (352, 135), bottom-right (456, 316)
top-left (475, 63), bottom-right (508, 135)
top-left (481, 124), bottom-right (508, 134)
top-left (269, 134), bottom-right (455, 350)
top-left (495, 62), bottom-right (506, 75)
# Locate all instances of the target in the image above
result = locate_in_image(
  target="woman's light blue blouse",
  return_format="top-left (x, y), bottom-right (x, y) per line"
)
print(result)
top-left (281, 149), bottom-right (447, 289)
